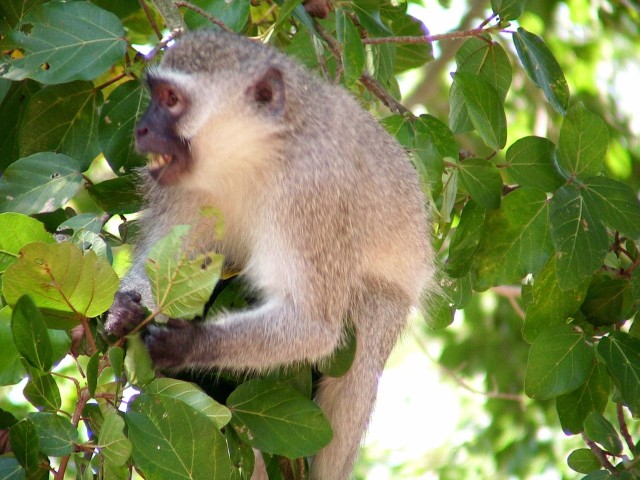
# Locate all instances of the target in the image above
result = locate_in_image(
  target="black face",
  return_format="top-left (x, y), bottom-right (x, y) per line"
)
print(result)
top-left (136, 76), bottom-right (192, 185)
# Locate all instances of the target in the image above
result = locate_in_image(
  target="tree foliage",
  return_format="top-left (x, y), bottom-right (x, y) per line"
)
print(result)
top-left (0, 0), bottom-right (639, 479)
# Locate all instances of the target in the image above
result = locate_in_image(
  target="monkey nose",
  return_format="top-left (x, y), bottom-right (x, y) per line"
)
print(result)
top-left (136, 126), bottom-right (149, 137)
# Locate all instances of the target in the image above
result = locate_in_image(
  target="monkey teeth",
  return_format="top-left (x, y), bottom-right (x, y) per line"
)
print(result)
top-left (148, 153), bottom-right (172, 170)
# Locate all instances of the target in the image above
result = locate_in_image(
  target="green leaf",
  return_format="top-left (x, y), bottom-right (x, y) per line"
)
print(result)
top-left (336, 9), bottom-right (365, 84)
top-left (228, 379), bottom-right (332, 458)
top-left (598, 332), bottom-right (640, 414)
top-left (455, 37), bottom-right (512, 101)
top-left (425, 293), bottom-right (455, 330)
top-left (580, 275), bottom-right (633, 327)
top-left (0, 306), bottom-right (24, 385)
top-left (124, 334), bottom-right (155, 388)
top-left (126, 393), bottom-right (231, 480)
top-left (183, 0), bottom-right (250, 32)
top-left (0, 153), bottom-right (83, 215)
top-left (2, 1), bottom-right (127, 84)
top-left (99, 81), bottom-right (149, 175)
top-left (87, 352), bottom-right (99, 397)
top-left (87, 175), bottom-right (143, 215)
top-left (24, 372), bottom-right (61, 411)
top-left (523, 255), bottom-right (589, 343)
top-left (567, 448), bottom-right (601, 474)
top-left (512, 27), bottom-right (570, 115)
top-left (452, 72), bottom-right (507, 150)
top-left (549, 185), bottom-right (609, 290)
top-left (273, 0), bottom-right (304, 30)
top-left (29, 412), bottom-right (78, 456)
top-left (317, 322), bottom-right (356, 377)
top-left (392, 15), bottom-right (433, 73)
top-left (557, 104), bottom-right (609, 179)
top-left (446, 201), bottom-right (486, 278)
top-left (146, 225), bottom-right (223, 319)
top-left (11, 295), bottom-right (52, 371)
top-left (19, 81), bottom-right (102, 169)
top-left (109, 346), bottom-right (125, 381)
top-left (505, 136), bottom-right (565, 191)
top-left (99, 411), bottom-right (132, 467)
top-left (525, 325), bottom-right (594, 400)
top-left (9, 419), bottom-right (41, 473)
top-left (457, 158), bottom-right (503, 210)
top-left (3, 242), bottom-right (119, 318)
top-left (0, 214), bottom-right (53, 275)
top-left (472, 188), bottom-right (553, 290)
top-left (491, 0), bottom-right (527, 20)
top-left (0, 456), bottom-right (26, 480)
top-left (583, 412), bottom-right (622, 455)
top-left (582, 176), bottom-right (640, 240)
top-left (556, 362), bottom-right (610, 435)
top-left (144, 378), bottom-right (232, 429)
top-left (0, 80), bottom-right (40, 170)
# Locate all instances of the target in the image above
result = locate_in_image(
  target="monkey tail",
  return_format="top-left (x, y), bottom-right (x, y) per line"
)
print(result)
top-left (311, 278), bottom-right (412, 480)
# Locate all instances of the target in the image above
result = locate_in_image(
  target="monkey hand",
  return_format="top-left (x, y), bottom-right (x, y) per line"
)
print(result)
top-left (104, 291), bottom-right (147, 337)
top-left (142, 319), bottom-right (197, 370)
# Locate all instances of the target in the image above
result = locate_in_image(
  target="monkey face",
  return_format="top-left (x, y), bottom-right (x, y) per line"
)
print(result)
top-left (136, 76), bottom-right (192, 185)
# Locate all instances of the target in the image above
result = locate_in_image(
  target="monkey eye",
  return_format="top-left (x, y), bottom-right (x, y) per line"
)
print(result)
top-left (157, 86), bottom-right (181, 110)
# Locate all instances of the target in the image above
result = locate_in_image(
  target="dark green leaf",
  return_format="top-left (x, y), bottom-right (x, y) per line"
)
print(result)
top-left (456, 37), bottom-right (512, 101)
top-left (582, 176), bottom-right (640, 240)
top-left (87, 175), bottom-right (143, 215)
top-left (336, 9), bottom-right (365, 84)
top-left (567, 448), bottom-right (601, 474)
top-left (19, 81), bottom-right (102, 169)
top-left (549, 185), bottom-right (609, 290)
top-left (598, 332), bottom-right (640, 414)
top-left (525, 325), bottom-right (594, 400)
top-left (491, 0), bottom-right (527, 20)
top-left (109, 346), bottom-right (125, 381)
top-left (99, 81), bottom-right (149, 175)
top-left (580, 275), bottom-right (633, 326)
top-left (24, 372), bottom-right (61, 411)
top-left (273, 0), bottom-right (304, 30)
top-left (445, 272), bottom-right (473, 309)
top-left (583, 412), bottom-right (622, 455)
top-left (124, 334), bottom-right (154, 388)
top-left (228, 379), bottom-right (332, 458)
top-left (9, 419), bottom-right (40, 472)
top-left (126, 393), bottom-right (231, 480)
top-left (144, 378), bottom-right (232, 428)
top-left (449, 82), bottom-right (474, 134)
top-left (0, 306), bottom-right (24, 385)
top-left (505, 136), bottom-right (565, 191)
top-left (0, 456), bottom-right (25, 480)
top-left (458, 158), bottom-right (503, 209)
top-left (513, 27), bottom-right (570, 115)
top-left (3, 242), bottom-right (119, 318)
top-left (392, 15), bottom-right (433, 73)
top-left (0, 80), bottom-right (40, 170)
top-left (523, 255), bottom-right (589, 343)
top-left (556, 362), bottom-right (610, 435)
top-left (29, 412), bottom-right (78, 456)
top-left (0, 153), bottom-right (83, 215)
top-left (87, 352), bottom-right (100, 397)
top-left (425, 293), bottom-right (455, 330)
top-left (183, 0), bottom-right (250, 32)
top-left (11, 295), bottom-right (51, 371)
top-left (3, 1), bottom-right (127, 84)
top-left (557, 104), bottom-right (609, 179)
top-left (446, 200), bottom-right (486, 277)
top-left (452, 72), bottom-right (507, 150)
top-left (473, 188), bottom-right (553, 290)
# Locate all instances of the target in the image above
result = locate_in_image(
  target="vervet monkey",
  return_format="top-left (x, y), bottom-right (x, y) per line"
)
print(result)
top-left (105, 30), bottom-right (435, 480)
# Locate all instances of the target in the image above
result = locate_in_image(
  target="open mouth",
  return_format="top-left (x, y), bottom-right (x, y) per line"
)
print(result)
top-left (148, 153), bottom-right (173, 173)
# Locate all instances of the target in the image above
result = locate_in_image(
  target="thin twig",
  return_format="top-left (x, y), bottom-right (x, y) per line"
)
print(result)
top-left (582, 433), bottom-right (619, 475)
top-left (139, 0), bottom-right (163, 40)
top-left (492, 285), bottom-right (525, 320)
top-left (174, 1), bottom-right (234, 32)
top-left (361, 25), bottom-right (502, 45)
top-left (617, 404), bottom-right (635, 453)
top-left (359, 73), bottom-right (414, 117)
top-left (144, 28), bottom-right (184, 61)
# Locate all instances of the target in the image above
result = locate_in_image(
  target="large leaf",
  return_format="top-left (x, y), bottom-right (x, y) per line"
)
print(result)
top-left (491, 0), bottom-right (527, 20)
top-left (0, 153), bottom-right (82, 215)
top-left (0, 213), bottom-right (53, 273)
top-left (472, 188), bottom-right (553, 290)
top-left (522, 255), bottom-right (589, 343)
top-left (557, 104), bottom-right (609, 179)
top-left (29, 412), bottom-right (78, 456)
top-left (99, 81), bottom-right (149, 175)
top-left (513, 27), bottom-right (569, 115)
top-left (3, 242), bottom-right (119, 318)
top-left (451, 72), bottom-right (507, 150)
top-left (87, 175), bottom-right (143, 215)
top-left (556, 361), bottom-right (610, 435)
top-left (126, 393), bottom-right (231, 480)
top-left (99, 411), bottom-right (132, 467)
top-left (183, 0), bottom-right (250, 32)
top-left (2, 1), bottom-right (126, 84)
top-left (19, 81), bottom-right (102, 170)
top-left (24, 372), bottom-right (61, 411)
top-left (227, 379), bottom-right (333, 458)
top-left (412, 114), bottom-right (456, 198)
top-left (582, 175), bottom-right (640, 240)
top-left (580, 275), bottom-right (633, 327)
top-left (144, 378), bottom-right (231, 429)
top-left (525, 325), bottom-right (594, 400)
top-left (457, 158), bottom-right (503, 210)
top-left (505, 136), bottom-right (565, 191)
top-left (391, 14), bottom-right (433, 73)
top-left (0, 80), bottom-right (40, 169)
top-left (598, 332), bottom-right (640, 415)
top-left (567, 449), bottom-right (601, 474)
top-left (146, 225), bottom-right (223, 319)
top-left (549, 185), bottom-right (608, 290)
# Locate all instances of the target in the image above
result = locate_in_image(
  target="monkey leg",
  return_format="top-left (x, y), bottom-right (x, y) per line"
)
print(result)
top-left (311, 280), bottom-right (411, 480)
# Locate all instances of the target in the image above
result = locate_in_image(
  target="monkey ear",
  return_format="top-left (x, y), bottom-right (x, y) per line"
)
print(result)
top-left (247, 67), bottom-right (285, 116)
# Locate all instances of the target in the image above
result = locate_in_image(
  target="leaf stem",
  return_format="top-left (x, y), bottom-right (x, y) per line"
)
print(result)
top-left (582, 433), bottom-right (619, 476)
